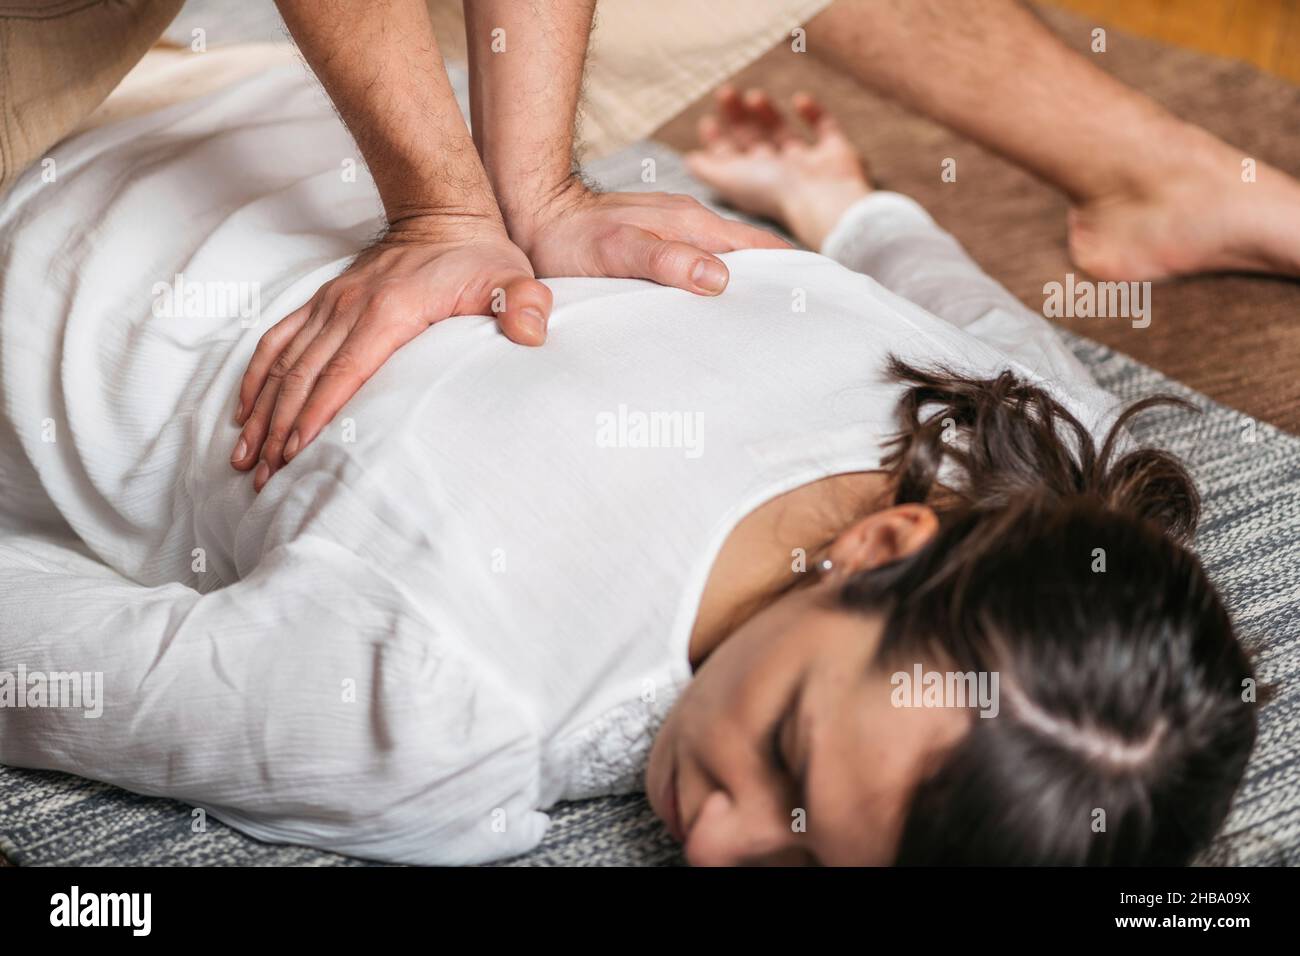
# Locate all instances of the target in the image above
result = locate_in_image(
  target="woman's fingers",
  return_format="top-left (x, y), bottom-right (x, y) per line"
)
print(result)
top-left (711, 85), bottom-right (800, 152)
top-left (714, 84), bottom-right (764, 150)
top-left (715, 84), bottom-right (746, 125)
top-left (742, 88), bottom-right (795, 144)
top-left (697, 114), bottom-right (730, 153)
top-left (792, 91), bottom-right (839, 138)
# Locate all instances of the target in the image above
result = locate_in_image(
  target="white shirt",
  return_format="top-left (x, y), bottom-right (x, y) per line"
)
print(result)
top-left (0, 64), bottom-right (1119, 864)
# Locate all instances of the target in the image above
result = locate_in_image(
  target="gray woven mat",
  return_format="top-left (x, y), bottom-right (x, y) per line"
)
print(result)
top-left (2, 133), bottom-right (1296, 869)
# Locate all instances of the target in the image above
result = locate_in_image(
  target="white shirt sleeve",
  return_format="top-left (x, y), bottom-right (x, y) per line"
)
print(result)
top-left (0, 531), bottom-right (548, 865)
top-left (820, 191), bottom-right (1098, 388)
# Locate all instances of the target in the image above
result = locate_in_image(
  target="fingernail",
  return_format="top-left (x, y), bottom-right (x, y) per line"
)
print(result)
top-left (254, 460), bottom-right (270, 487)
top-left (235, 401), bottom-right (244, 423)
top-left (284, 430), bottom-right (300, 461)
top-left (231, 436), bottom-right (247, 463)
top-left (520, 307), bottom-right (546, 341)
top-left (691, 259), bottom-right (728, 294)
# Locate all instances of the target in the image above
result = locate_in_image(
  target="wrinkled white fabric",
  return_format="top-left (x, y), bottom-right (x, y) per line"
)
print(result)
top-left (0, 64), bottom-right (1120, 864)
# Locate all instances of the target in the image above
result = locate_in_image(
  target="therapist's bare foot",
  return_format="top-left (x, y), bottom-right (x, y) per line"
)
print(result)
top-left (1067, 126), bottom-right (1300, 282)
top-left (686, 88), bottom-right (871, 250)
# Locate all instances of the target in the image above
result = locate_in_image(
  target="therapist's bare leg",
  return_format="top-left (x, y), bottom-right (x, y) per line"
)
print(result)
top-left (804, 0), bottom-right (1300, 281)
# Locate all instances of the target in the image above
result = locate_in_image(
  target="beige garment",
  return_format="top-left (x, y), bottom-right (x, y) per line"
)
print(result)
top-left (1, 0), bottom-right (833, 192)
top-left (0, 0), bottom-right (185, 191)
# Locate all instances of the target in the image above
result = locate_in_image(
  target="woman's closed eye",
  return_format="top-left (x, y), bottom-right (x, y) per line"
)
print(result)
top-left (770, 711), bottom-right (807, 809)
top-left (760, 710), bottom-right (819, 866)
top-left (770, 717), bottom-right (790, 774)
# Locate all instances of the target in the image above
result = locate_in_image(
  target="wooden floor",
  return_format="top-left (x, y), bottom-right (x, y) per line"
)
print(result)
top-left (1046, 0), bottom-right (1300, 81)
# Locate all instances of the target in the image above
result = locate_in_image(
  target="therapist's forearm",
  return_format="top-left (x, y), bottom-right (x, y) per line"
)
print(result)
top-left (463, 0), bottom-right (597, 235)
top-left (276, 0), bottom-right (500, 231)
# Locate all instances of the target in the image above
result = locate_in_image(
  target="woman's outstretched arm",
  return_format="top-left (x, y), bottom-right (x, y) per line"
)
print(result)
top-left (686, 87), bottom-right (1094, 386)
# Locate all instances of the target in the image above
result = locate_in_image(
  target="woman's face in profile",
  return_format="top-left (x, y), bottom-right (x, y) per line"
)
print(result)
top-left (646, 577), bottom-right (969, 865)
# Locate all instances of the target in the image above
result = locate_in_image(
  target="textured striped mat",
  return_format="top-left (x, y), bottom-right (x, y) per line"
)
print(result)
top-left (2, 138), bottom-right (1297, 867)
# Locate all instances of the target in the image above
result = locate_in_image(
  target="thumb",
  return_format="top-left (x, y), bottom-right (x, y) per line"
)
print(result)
top-left (608, 225), bottom-right (731, 296)
top-left (492, 276), bottom-right (553, 346)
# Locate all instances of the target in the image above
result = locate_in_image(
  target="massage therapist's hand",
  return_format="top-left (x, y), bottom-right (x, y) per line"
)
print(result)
top-left (231, 216), bottom-right (550, 492)
top-left (460, 2), bottom-right (787, 299)
top-left (508, 180), bottom-right (790, 295)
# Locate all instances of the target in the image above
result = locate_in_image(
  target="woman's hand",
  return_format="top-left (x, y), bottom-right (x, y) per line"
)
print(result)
top-left (231, 215), bottom-right (550, 492)
top-left (685, 87), bottom-right (872, 252)
top-left (507, 180), bottom-right (790, 293)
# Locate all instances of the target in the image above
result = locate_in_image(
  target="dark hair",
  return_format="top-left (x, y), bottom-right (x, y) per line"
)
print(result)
top-left (841, 358), bottom-right (1258, 865)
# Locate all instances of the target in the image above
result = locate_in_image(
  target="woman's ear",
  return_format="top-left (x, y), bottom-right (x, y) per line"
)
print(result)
top-left (826, 504), bottom-right (938, 576)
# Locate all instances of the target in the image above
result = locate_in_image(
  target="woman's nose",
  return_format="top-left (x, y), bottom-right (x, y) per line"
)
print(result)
top-left (682, 790), bottom-right (798, 866)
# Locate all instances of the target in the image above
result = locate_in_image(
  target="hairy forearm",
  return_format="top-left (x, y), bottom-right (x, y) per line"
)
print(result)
top-left (276, 0), bottom-right (499, 229)
top-left (463, 0), bottom-right (597, 232)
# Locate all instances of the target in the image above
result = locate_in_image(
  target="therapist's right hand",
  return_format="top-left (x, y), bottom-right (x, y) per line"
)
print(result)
top-left (231, 215), bottom-right (552, 492)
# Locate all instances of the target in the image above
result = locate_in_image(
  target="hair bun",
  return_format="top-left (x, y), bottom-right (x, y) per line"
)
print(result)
top-left (1092, 395), bottom-right (1200, 542)
top-left (1095, 446), bottom-right (1199, 541)
top-left (883, 357), bottom-right (1200, 542)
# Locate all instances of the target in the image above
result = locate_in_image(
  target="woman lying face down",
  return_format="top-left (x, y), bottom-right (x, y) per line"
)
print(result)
top-left (647, 360), bottom-right (1258, 866)
top-left (1, 67), bottom-right (1263, 868)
